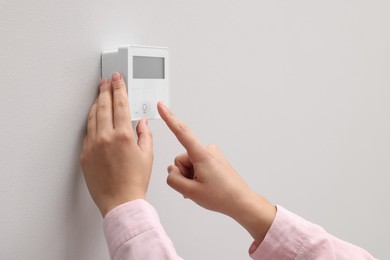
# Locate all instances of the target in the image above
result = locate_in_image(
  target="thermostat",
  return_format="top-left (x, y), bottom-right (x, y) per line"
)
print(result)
top-left (101, 45), bottom-right (170, 121)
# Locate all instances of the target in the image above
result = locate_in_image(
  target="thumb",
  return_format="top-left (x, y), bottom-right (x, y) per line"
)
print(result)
top-left (136, 118), bottom-right (153, 154)
top-left (167, 165), bottom-right (198, 198)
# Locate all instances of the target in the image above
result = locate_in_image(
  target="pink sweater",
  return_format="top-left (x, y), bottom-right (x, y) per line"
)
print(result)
top-left (103, 200), bottom-right (374, 260)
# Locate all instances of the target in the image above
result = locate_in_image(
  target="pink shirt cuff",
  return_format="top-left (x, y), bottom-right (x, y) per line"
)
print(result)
top-left (249, 205), bottom-right (310, 258)
top-left (103, 199), bottom-right (179, 260)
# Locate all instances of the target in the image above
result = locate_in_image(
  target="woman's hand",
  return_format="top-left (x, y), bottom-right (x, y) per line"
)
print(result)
top-left (80, 73), bottom-right (153, 217)
top-left (158, 102), bottom-right (276, 244)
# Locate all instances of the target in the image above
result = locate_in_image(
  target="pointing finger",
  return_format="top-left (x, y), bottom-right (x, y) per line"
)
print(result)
top-left (157, 101), bottom-right (206, 161)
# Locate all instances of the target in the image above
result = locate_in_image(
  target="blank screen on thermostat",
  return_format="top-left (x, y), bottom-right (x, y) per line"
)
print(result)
top-left (133, 56), bottom-right (165, 79)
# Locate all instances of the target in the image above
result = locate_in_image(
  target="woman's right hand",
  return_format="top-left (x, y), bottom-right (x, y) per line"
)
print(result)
top-left (157, 102), bottom-right (276, 245)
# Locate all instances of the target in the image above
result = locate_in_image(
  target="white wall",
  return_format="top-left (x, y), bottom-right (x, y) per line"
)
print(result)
top-left (1, 1), bottom-right (389, 259)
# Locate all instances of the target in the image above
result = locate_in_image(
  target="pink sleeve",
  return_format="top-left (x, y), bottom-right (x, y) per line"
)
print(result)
top-left (103, 199), bottom-right (182, 260)
top-left (250, 205), bottom-right (375, 260)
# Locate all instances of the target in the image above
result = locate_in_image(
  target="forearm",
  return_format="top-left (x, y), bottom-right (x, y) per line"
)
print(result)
top-left (228, 190), bottom-right (277, 246)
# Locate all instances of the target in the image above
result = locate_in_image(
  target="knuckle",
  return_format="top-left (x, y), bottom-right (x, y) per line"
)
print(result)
top-left (112, 81), bottom-right (125, 90)
top-left (116, 129), bottom-right (134, 143)
top-left (97, 101), bottom-right (109, 111)
top-left (175, 122), bottom-right (189, 139)
top-left (177, 122), bottom-right (189, 133)
top-left (174, 157), bottom-right (180, 166)
top-left (114, 98), bottom-right (128, 109)
top-left (99, 82), bottom-right (108, 91)
top-left (97, 134), bottom-right (112, 147)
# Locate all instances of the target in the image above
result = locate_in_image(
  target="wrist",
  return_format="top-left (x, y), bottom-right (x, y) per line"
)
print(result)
top-left (100, 194), bottom-right (146, 217)
top-left (229, 191), bottom-right (276, 244)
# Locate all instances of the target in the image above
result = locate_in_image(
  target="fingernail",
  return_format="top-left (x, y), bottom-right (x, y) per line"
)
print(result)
top-left (99, 78), bottom-right (107, 85)
top-left (112, 72), bottom-right (121, 82)
top-left (145, 118), bottom-right (149, 126)
top-left (167, 165), bottom-right (172, 174)
top-left (159, 101), bottom-right (168, 111)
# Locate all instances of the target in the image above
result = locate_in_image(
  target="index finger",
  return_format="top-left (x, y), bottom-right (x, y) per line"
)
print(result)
top-left (157, 101), bottom-right (206, 160)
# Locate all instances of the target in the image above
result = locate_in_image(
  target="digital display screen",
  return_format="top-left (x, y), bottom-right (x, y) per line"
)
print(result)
top-left (133, 56), bottom-right (165, 79)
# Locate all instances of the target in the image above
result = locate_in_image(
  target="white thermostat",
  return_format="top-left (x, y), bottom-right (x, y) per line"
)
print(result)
top-left (101, 45), bottom-right (170, 121)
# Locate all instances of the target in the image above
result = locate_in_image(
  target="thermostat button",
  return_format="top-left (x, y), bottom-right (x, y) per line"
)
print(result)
top-left (140, 101), bottom-right (151, 116)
